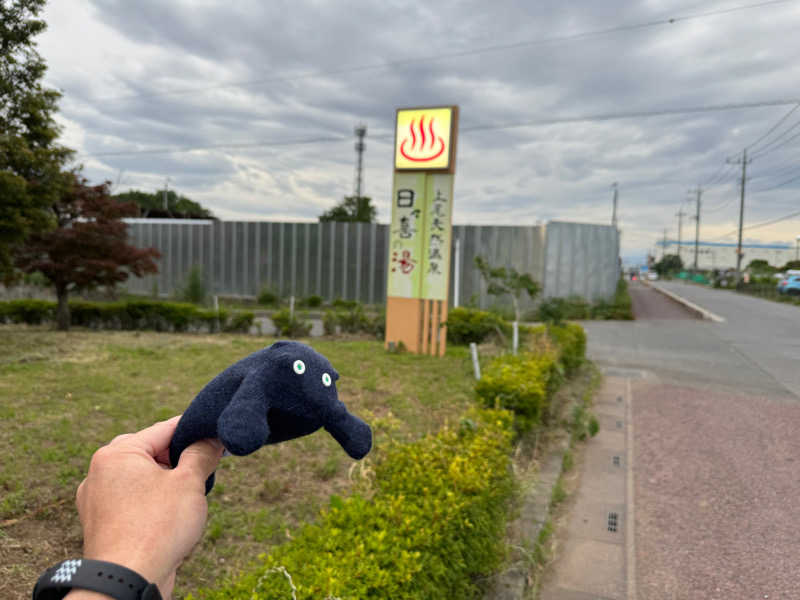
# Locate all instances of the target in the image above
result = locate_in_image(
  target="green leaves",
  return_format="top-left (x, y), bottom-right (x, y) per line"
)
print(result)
top-left (474, 256), bottom-right (540, 322)
top-left (195, 410), bottom-right (514, 600)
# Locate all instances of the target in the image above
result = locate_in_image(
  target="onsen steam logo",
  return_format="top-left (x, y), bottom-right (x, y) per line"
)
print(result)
top-left (400, 115), bottom-right (445, 162)
top-left (394, 107), bottom-right (454, 170)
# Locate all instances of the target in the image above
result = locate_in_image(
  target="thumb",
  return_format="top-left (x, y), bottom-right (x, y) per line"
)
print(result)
top-left (176, 438), bottom-right (224, 481)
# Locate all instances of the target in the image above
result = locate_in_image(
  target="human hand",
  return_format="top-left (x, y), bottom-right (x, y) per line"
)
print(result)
top-left (66, 416), bottom-right (223, 600)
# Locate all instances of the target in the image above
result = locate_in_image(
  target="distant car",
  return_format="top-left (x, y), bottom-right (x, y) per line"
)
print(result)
top-left (777, 275), bottom-right (800, 295)
top-left (647, 271), bottom-right (659, 281)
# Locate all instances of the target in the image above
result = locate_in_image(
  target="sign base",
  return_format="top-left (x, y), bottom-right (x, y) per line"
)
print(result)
top-left (385, 296), bottom-right (448, 356)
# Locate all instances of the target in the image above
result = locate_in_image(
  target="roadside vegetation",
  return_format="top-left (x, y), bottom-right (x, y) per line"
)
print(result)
top-left (1, 303), bottom-right (597, 600)
top-left (0, 330), bottom-right (476, 599)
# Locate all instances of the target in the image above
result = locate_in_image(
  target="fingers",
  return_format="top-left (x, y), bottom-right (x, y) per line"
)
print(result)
top-left (176, 438), bottom-right (224, 481)
top-left (126, 416), bottom-right (182, 457)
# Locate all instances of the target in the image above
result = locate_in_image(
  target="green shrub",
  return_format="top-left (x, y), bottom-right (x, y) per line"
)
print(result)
top-left (475, 352), bottom-right (559, 431)
top-left (0, 299), bottom-right (244, 333)
top-left (257, 286), bottom-right (279, 306)
top-left (536, 296), bottom-right (591, 323)
top-left (445, 307), bottom-right (506, 345)
top-left (303, 295), bottom-right (323, 308)
top-left (592, 279), bottom-right (633, 320)
top-left (223, 312), bottom-right (255, 333)
top-left (0, 299), bottom-right (55, 324)
top-left (331, 298), bottom-right (358, 309)
top-left (322, 304), bottom-right (383, 337)
top-left (322, 310), bottom-right (338, 335)
top-left (547, 322), bottom-right (587, 375)
top-left (271, 309), bottom-right (311, 338)
top-left (192, 409), bottom-right (514, 600)
top-left (179, 265), bottom-right (208, 305)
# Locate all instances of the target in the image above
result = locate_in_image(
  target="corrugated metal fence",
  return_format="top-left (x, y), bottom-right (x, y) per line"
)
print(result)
top-left (125, 219), bottom-right (618, 309)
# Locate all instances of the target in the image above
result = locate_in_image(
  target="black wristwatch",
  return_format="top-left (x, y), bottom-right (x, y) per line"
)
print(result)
top-left (32, 559), bottom-right (162, 600)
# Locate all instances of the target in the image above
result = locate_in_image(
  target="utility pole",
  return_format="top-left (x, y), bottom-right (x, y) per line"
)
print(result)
top-left (662, 228), bottom-right (667, 260)
top-left (676, 206), bottom-right (687, 264)
top-left (162, 177), bottom-right (170, 212)
top-left (727, 149), bottom-right (752, 282)
top-left (689, 186), bottom-right (702, 271)
top-left (611, 182), bottom-right (618, 228)
top-left (353, 124), bottom-right (367, 199)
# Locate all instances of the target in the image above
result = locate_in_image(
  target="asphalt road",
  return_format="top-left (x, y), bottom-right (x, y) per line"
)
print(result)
top-left (575, 282), bottom-right (800, 599)
top-left (628, 281), bottom-right (699, 320)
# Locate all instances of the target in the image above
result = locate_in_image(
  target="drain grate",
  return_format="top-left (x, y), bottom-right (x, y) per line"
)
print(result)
top-left (616, 420), bottom-right (623, 429)
top-left (612, 455), bottom-right (620, 467)
top-left (607, 512), bottom-right (618, 532)
top-left (617, 395), bottom-right (623, 403)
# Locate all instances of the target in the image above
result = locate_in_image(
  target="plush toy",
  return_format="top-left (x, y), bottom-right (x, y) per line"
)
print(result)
top-left (169, 340), bottom-right (372, 493)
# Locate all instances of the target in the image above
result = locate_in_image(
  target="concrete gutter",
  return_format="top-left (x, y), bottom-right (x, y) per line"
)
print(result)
top-left (643, 280), bottom-right (726, 323)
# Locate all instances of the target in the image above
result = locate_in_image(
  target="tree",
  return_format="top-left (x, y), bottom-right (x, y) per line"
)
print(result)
top-left (1, 0), bottom-right (73, 281)
top-left (746, 259), bottom-right (774, 273)
top-left (782, 260), bottom-right (800, 271)
top-left (318, 196), bottom-right (376, 223)
top-left (15, 175), bottom-right (161, 330)
top-left (474, 256), bottom-right (540, 353)
top-left (113, 189), bottom-right (215, 219)
top-left (654, 254), bottom-right (683, 276)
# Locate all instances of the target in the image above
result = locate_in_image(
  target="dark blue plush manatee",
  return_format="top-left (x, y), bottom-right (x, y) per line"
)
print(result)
top-left (169, 340), bottom-right (372, 493)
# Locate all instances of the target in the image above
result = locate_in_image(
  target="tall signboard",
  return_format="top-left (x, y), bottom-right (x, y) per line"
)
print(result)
top-left (385, 106), bottom-right (458, 356)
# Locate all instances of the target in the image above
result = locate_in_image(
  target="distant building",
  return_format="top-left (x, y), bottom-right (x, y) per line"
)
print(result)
top-left (657, 240), bottom-right (794, 270)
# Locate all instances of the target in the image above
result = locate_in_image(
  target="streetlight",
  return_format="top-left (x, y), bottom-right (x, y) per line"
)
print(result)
top-left (796, 235), bottom-right (800, 261)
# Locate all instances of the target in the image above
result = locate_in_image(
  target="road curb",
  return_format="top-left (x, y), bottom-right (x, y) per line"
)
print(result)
top-left (643, 281), bottom-right (726, 322)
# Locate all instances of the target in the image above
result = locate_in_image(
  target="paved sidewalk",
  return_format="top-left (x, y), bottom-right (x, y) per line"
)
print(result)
top-left (539, 375), bottom-right (632, 600)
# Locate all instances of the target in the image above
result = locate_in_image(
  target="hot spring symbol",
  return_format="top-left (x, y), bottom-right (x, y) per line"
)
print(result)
top-left (399, 115), bottom-right (446, 162)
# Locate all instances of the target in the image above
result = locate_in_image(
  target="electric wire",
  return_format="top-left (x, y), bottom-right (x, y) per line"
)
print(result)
top-left (750, 124), bottom-right (800, 158)
top-left (78, 98), bottom-right (800, 159)
top-left (90, 0), bottom-right (797, 103)
top-left (714, 208), bottom-right (800, 238)
top-left (746, 102), bottom-right (800, 151)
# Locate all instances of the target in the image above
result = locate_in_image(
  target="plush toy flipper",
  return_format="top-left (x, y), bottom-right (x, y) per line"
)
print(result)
top-left (217, 370), bottom-right (271, 456)
top-left (324, 408), bottom-right (372, 460)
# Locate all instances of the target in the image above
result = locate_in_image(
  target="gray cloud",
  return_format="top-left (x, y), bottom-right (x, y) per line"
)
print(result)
top-left (37, 0), bottom-right (800, 263)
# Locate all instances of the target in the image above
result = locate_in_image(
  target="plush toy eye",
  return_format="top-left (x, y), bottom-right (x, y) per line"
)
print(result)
top-left (293, 360), bottom-right (306, 375)
top-left (322, 372), bottom-right (332, 387)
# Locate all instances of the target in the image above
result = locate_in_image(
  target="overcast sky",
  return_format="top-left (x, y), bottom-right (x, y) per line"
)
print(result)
top-left (38, 0), bottom-right (800, 262)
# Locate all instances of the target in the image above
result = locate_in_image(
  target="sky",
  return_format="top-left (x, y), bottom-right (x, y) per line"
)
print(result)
top-left (37, 0), bottom-right (800, 263)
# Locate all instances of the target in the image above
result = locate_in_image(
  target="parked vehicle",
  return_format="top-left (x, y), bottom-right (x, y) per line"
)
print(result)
top-left (777, 275), bottom-right (800, 295)
top-left (647, 271), bottom-right (659, 281)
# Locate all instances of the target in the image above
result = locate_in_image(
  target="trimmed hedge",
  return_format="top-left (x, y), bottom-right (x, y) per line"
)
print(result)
top-left (475, 352), bottom-right (559, 431)
top-left (191, 409), bottom-right (514, 600)
top-left (475, 322), bottom-right (587, 429)
top-left (444, 307), bottom-right (507, 345)
top-left (0, 299), bottom-right (254, 333)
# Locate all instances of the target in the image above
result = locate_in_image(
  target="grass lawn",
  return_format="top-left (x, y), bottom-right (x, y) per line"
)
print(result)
top-left (0, 327), bottom-right (477, 600)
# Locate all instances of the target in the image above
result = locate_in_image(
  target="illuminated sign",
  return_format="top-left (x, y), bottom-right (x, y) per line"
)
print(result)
top-left (394, 107), bottom-right (454, 170)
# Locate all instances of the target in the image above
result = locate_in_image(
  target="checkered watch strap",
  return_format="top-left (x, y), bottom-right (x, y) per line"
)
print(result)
top-left (33, 559), bottom-right (162, 600)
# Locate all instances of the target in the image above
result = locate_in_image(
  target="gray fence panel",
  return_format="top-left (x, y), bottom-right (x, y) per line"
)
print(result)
top-left (543, 221), bottom-right (620, 301)
top-left (124, 219), bottom-right (617, 307)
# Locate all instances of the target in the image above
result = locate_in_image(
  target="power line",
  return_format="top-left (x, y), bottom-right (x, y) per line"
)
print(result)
top-left (715, 208), bottom-right (800, 238)
top-left (753, 170), bottom-right (800, 192)
top-left (89, 0), bottom-right (797, 103)
top-left (77, 97), bottom-right (800, 159)
top-left (746, 102), bottom-right (800, 151)
top-left (750, 124), bottom-right (800, 158)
